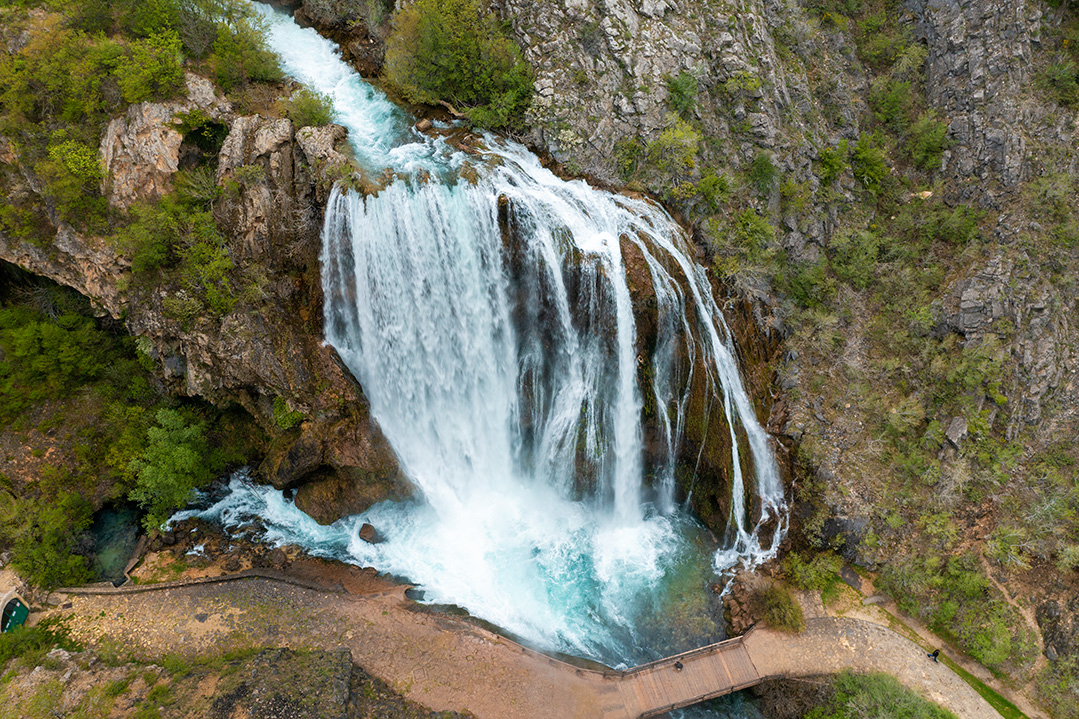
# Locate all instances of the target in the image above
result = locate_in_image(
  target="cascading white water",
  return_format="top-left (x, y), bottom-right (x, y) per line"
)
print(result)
top-left (183, 3), bottom-right (786, 668)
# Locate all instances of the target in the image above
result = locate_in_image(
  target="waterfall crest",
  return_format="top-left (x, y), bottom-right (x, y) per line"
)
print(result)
top-left (189, 3), bottom-right (788, 666)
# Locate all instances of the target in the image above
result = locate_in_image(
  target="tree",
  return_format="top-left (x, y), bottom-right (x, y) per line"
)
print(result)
top-left (128, 408), bottom-right (215, 531)
top-left (383, 0), bottom-right (532, 128)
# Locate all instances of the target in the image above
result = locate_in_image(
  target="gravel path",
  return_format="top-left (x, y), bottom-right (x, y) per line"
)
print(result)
top-left (745, 618), bottom-right (1001, 719)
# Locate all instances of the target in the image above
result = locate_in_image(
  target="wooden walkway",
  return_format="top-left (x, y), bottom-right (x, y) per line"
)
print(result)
top-left (610, 638), bottom-right (762, 718)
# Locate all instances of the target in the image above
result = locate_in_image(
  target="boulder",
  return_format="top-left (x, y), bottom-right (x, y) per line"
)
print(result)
top-left (294, 469), bottom-right (410, 525)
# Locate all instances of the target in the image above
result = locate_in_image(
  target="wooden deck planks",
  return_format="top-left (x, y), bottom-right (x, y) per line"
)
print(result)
top-left (613, 640), bottom-right (763, 718)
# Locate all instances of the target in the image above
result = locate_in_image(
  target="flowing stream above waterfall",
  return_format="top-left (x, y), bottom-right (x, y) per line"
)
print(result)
top-left (180, 3), bottom-right (787, 669)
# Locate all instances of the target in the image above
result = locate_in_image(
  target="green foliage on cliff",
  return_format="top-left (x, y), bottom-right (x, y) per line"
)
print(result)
top-left (0, 0), bottom-right (281, 242)
top-left (114, 194), bottom-right (237, 320)
top-left (283, 87), bottom-right (338, 129)
top-left (383, 0), bottom-right (532, 129)
top-left (0, 276), bottom-right (265, 586)
top-left (807, 671), bottom-right (958, 719)
top-left (272, 396), bottom-right (306, 431)
top-left (664, 71), bottom-right (698, 121)
top-left (128, 408), bottom-right (221, 531)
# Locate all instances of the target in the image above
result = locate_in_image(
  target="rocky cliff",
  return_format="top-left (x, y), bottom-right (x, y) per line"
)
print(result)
top-left (482, 0), bottom-right (1079, 707)
top-left (0, 72), bottom-right (404, 521)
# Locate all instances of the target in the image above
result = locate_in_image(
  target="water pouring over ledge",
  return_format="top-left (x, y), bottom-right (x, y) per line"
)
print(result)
top-left (181, 2), bottom-right (787, 668)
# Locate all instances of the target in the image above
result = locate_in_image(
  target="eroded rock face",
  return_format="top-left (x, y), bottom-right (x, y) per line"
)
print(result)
top-left (910, 0), bottom-right (1070, 197)
top-left (495, 0), bottom-right (856, 190)
top-left (100, 74), bottom-right (232, 210)
top-left (938, 251), bottom-right (1077, 431)
top-left (294, 470), bottom-right (409, 526)
top-left (1, 83), bottom-right (402, 523)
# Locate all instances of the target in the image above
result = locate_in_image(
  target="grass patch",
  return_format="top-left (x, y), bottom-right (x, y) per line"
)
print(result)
top-left (941, 657), bottom-right (1028, 719)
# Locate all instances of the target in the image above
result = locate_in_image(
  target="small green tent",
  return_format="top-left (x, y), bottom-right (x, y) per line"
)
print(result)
top-left (0, 589), bottom-right (28, 633)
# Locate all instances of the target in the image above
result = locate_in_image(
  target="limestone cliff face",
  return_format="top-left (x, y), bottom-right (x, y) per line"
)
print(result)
top-left (0, 72), bottom-right (402, 520)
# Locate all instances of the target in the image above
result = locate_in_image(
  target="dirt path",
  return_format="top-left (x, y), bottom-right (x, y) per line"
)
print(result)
top-left (746, 618), bottom-right (999, 718)
top-left (825, 571), bottom-right (1048, 719)
top-left (48, 570), bottom-right (1013, 719)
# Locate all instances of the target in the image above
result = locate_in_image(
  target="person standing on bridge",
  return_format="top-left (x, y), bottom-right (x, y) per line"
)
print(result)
top-left (674, 661), bottom-right (684, 671)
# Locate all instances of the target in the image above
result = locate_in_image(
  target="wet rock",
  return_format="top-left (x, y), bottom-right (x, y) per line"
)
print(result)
top-left (358, 523), bottom-right (380, 544)
top-left (294, 469), bottom-right (409, 525)
top-left (270, 548), bottom-right (288, 569)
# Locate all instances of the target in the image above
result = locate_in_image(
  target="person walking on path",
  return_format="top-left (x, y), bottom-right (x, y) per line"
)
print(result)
top-left (928, 649), bottom-right (940, 662)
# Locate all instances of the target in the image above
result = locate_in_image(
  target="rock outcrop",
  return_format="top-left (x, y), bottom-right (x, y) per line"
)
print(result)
top-left (0, 74), bottom-right (402, 522)
top-left (495, 0), bottom-right (858, 193)
top-left (101, 73), bottom-right (232, 210)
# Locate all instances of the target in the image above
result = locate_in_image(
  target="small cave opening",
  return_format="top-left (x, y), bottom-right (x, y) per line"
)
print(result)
top-left (176, 110), bottom-right (230, 170)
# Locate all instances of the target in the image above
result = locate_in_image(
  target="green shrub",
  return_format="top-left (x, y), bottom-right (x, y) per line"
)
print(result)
top-left (818, 140), bottom-right (848, 185)
top-left (115, 196), bottom-right (237, 317)
top-left (114, 31), bottom-right (186, 103)
top-left (697, 172), bottom-right (730, 212)
top-left (209, 20), bottom-right (282, 91)
top-left (807, 670), bottom-right (958, 719)
top-left (0, 490), bottom-right (93, 589)
top-left (644, 118), bottom-right (700, 188)
top-left (665, 70), bottom-right (698, 120)
top-left (869, 78), bottom-right (915, 134)
top-left (180, 239), bottom-right (236, 316)
top-left (909, 111), bottom-right (950, 171)
top-left (284, 87), bottom-right (337, 128)
top-left (128, 408), bottom-right (219, 531)
top-left (748, 152), bottom-right (779, 197)
top-left (36, 134), bottom-right (109, 231)
top-left (783, 259), bottom-right (835, 309)
top-left (850, 134), bottom-right (888, 194)
top-left (783, 551), bottom-right (843, 591)
top-left (734, 209), bottom-right (775, 251)
top-left (46, 139), bottom-right (103, 185)
top-left (613, 137), bottom-right (644, 182)
top-left (116, 200), bottom-right (182, 273)
top-left (756, 584), bottom-right (804, 633)
top-left (1037, 58), bottom-right (1079, 107)
top-left (829, 229), bottom-right (879, 289)
top-left (383, 0), bottom-right (532, 129)
top-left (724, 70), bottom-right (762, 96)
top-left (1037, 655), bottom-right (1079, 719)
top-left (174, 167), bottom-right (221, 206)
top-left (856, 12), bottom-right (910, 72)
top-left (0, 308), bottom-right (109, 423)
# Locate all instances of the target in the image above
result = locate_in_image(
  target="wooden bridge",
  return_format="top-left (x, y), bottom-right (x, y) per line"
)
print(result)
top-left (598, 636), bottom-right (765, 718)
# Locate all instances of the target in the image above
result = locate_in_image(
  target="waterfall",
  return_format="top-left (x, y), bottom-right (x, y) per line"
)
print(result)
top-left (186, 3), bottom-right (786, 667)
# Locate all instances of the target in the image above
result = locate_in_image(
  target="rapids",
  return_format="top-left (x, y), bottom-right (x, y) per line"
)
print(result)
top-left (180, 2), bottom-right (786, 669)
